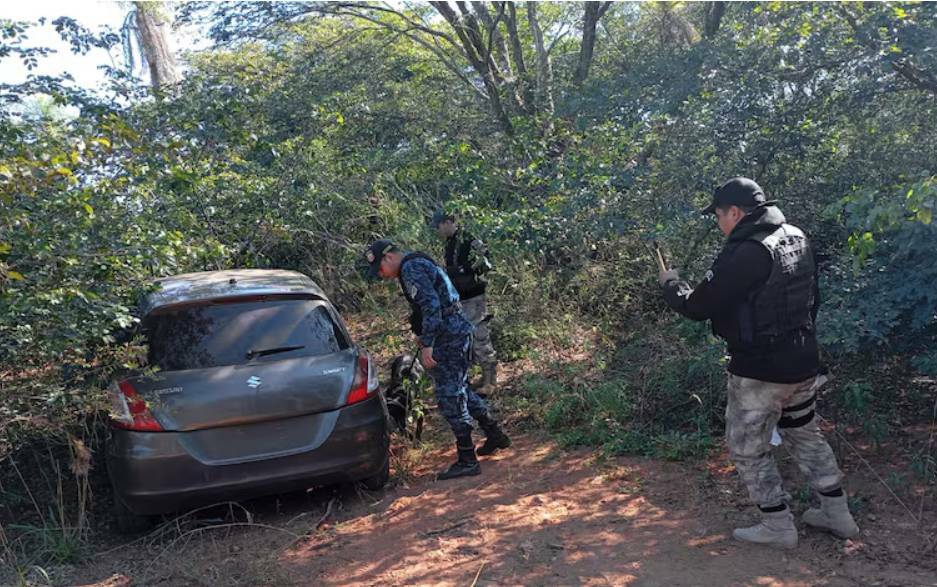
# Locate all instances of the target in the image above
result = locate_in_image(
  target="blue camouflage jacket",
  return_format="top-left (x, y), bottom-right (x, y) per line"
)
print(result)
top-left (399, 254), bottom-right (473, 348)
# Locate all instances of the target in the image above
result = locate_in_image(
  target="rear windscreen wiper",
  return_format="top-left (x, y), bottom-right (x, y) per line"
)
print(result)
top-left (246, 345), bottom-right (305, 360)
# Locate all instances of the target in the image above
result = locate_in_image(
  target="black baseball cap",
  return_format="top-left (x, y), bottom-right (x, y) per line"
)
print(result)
top-left (701, 177), bottom-right (770, 214)
top-left (364, 239), bottom-right (396, 278)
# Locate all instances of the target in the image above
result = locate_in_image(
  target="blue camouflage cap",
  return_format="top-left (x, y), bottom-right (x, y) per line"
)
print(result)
top-left (364, 239), bottom-right (395, 278)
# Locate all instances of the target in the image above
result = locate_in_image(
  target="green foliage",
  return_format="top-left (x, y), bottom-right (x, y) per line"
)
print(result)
top-left (910, 350), bottom-right (937, 377)
top-left (842, 381), bottom-right (874, 418)
top-left (1, 3), bottom-right (937, 564)
top-left (522, 319), bottom-right (723, 461)
top-left (910, 449), bottom-right (937, 484)
top-left (833, 379), bottom-right (891, 447)
top-left (820, 177), bottom-right (937, 353)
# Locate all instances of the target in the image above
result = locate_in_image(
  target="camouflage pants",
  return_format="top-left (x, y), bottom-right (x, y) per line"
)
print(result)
top-left (427, 334), bottom-right (490, 437)
top-left (461, 295), bottom-right (496, 367)
top-left (726, 373), bottom-right (844, 507)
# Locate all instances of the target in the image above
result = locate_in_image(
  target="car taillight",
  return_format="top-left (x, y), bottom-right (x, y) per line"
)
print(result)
top-left (108, 380), bottom-right (163, 432)
top-left (346, 350), bottom-right (379, 406)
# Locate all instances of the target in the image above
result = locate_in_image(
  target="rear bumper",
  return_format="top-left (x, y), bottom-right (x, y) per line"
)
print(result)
top-left (107, 396), bottom-right (389, 515)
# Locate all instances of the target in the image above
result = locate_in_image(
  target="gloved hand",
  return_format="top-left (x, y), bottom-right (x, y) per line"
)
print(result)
top-left (659, 268), bottom-right (680, 286)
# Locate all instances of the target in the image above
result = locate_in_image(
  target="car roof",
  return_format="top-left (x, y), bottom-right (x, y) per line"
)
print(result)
top-left (141, 269), bottom-right (329, 316)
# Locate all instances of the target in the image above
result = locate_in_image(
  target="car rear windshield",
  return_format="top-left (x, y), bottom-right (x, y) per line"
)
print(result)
top-left (145, 297), bottom-right (349, 371)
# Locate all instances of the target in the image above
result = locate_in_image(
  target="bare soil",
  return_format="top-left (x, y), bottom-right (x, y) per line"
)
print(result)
top-left (54, 420), bottom-right (935, 587)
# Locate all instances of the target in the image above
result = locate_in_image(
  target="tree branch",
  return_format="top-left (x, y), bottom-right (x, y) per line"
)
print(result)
top-left (331, 2), bottom-right (457, 45)
top-left (431, 1), bottom-right (514, 134)
top-left (328, 7), bottom-right (487, 101)
top-left (504, 2), bottom-right (533, 113)
top-left (835, 4), bottom-right (937, 98)
top-left (472, 1), bottom-right (508, 73)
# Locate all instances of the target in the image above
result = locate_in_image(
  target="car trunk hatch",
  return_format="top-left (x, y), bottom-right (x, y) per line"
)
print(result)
top-left (128, 296), bottom-right (361, 464)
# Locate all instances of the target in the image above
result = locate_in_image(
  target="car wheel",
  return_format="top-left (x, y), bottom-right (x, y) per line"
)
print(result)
top-left (113, 494), bottom-right (155, 534)
top-left (360, 458), bottom-right (390, 491)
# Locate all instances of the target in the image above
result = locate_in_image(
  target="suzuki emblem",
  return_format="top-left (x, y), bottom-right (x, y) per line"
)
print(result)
top-left (246, 376), bottom-right (262, 388)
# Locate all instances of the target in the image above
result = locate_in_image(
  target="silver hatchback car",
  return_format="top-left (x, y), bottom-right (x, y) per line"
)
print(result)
top-left (106, 269), bottom-right (389, 532)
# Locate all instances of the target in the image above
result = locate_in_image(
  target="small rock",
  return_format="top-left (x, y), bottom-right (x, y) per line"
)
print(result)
top-left (842, 539), bottom-right (864, 557)
top-left (867, 514), bottom-right (877, 522)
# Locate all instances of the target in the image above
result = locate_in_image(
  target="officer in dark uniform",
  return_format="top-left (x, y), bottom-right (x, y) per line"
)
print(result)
top-left (432, 211), bottom-right (498, 391)
top-left (364, 239), bottom-right (511, 480)
top-left (659, 177), bottom-right (858, 549)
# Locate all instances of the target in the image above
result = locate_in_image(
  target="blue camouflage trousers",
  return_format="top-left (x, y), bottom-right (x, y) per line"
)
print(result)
top-left (427, 333), bottom-right (490, 437)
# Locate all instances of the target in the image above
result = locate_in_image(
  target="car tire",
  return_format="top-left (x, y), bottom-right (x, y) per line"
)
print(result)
top-left (360, 457), bottom-right (390, 491)
top-left (113, 494), bottom-right (155, 534)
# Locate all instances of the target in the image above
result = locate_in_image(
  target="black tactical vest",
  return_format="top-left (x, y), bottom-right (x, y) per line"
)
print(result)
top-left (739, 224), bottom-right (816, 345)
top-left (444, 230), bottom-right (487, 300)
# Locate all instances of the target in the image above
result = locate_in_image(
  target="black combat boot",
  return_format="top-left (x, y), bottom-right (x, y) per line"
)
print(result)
top-left (437, 434), bottom-right (481, 480)
top-left (476, 413), bottom-right (512, 456)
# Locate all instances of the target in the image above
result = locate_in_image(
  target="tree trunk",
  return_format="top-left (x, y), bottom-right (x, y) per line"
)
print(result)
top-left (703, 2), bottom-right (726, 40)
top-left (573, 2), bottom-right (611, 88)
top-left (134, 2), bottom-right (179, 91)
top-left (656, 2), bottom-right (699, 48)
top-left (505, 2), bottom-right (534, 114)
top-left (527, 2), bottom-right (555, 118)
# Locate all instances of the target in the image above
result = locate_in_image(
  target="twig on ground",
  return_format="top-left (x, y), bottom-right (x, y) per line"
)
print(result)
top-left (421, 516), bottom-right (471, 537)
top-left (316, 497), bottom-right (338, 530)
top-left (94, 501), bottom-right (255, 557)
top-left (286, 511), bottom-right (310, 526)
top-left (142, 522), bottom-right (300, 579)
top-left (469, 560), bottom-right (486, 587)
top-left (279, 498), bottom-right (341, 553)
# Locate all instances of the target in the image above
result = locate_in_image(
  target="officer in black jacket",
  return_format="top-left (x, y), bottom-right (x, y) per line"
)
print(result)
top-left (433, 212), bottom-right (498, 392)
top-left (660, 177), bottom-right (858, 549)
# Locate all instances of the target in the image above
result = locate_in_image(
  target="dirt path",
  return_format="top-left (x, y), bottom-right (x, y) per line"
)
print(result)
top-left (276, 434), bottom-right (933, 587)
top-left (64, 431), bottom-right (935, 587)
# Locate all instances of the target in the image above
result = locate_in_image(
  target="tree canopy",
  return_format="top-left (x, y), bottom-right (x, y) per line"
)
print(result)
top-left (1, 0), bottom-right (936, 461)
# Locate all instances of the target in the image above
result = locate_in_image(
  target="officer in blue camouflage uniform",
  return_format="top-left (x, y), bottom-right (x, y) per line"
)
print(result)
top-left (365, 239), bottom-right (511, 480)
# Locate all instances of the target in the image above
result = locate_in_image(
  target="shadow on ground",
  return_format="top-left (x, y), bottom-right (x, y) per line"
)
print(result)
top-left (273, 432), bottom-right (931, 587)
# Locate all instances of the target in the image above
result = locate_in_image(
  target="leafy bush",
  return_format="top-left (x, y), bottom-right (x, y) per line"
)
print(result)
top-left (517, 318), bottom-right (724, 460)
top-left (820, 177), bottom-right (937, 354)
